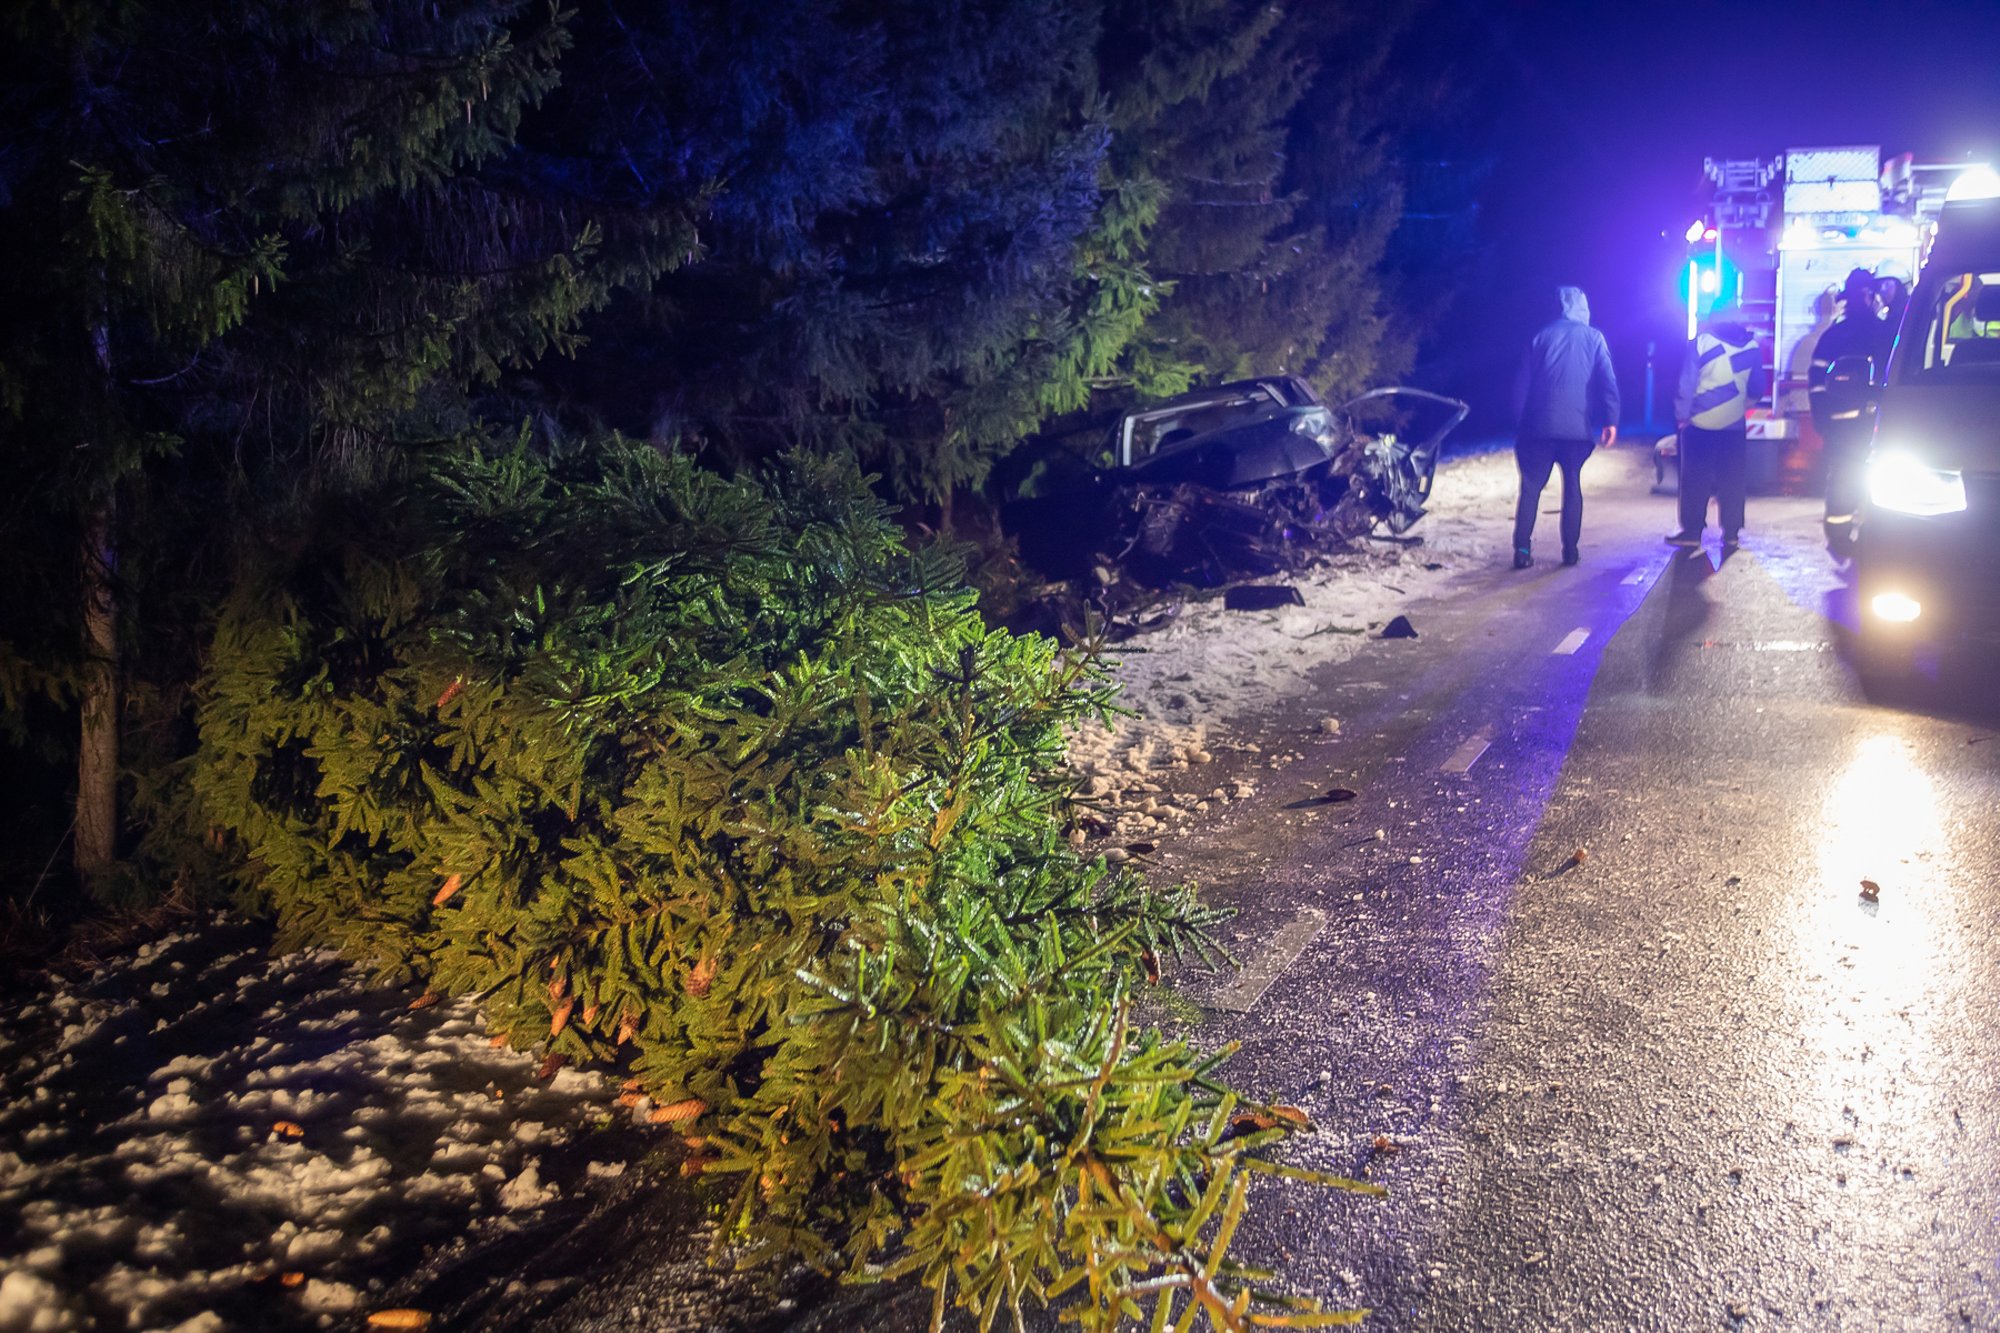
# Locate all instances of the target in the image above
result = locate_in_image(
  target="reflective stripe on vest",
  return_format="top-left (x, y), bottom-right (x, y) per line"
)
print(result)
top-left (1689, 332), bottom-right (1759, 429)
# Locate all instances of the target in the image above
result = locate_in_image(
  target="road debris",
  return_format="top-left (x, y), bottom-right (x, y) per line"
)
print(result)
top-left (1379, 614), bottom-right (1419, 640)
top-left (1859, 879), bottom-right (1881, 902)
top-left (1545, 846), bottom-right (1589, 879)
top-left (1225, 583), bottom-right (1305, 611)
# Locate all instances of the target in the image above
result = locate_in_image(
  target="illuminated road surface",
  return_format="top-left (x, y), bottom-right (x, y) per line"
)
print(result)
top-left (1146, 447), bottom-right (2000, 1330)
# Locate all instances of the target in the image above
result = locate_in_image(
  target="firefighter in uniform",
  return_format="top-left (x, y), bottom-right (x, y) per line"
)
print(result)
top-left (1668, 305), bottom-right (1766, 549)
top-left (1808, 268), bottom-right (1893, 554)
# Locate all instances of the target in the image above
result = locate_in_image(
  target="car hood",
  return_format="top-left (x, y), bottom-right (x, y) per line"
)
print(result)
top-left (1875, 383), bottom-right (2000, 475)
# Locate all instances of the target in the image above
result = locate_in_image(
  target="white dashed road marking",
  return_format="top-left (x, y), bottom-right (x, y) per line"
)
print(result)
top-left (1440, 727), bottom-right (1494, 775)
top-left (1205, 908), bottom-right (1327, 1013)
top-left (1553, 628), bottom-right (1591, 656)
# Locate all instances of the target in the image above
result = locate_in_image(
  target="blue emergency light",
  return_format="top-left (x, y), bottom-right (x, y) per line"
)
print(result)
top-left (1679, 252), bottom-right (1740, 338)
top-left (1678, 252), bottom-right (1739, 311)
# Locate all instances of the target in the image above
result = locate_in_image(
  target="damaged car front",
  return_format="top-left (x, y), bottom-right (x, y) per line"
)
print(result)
top-left (1000, 375), bottom-right (1467, 639)
top-left (1104, 378), bottom-right (1468, 585)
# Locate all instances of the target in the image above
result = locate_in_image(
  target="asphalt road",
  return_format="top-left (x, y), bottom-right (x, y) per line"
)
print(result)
top-left (1145, 446), bottom-right (2000, 1330)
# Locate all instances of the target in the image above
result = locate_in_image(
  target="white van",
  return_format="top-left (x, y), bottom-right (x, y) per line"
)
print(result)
top-left (1840, 172), bottom-right (2000, 684)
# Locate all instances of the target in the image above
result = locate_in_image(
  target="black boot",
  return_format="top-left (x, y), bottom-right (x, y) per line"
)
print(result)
top-left (1513, 546), bottom-right (1533, 570)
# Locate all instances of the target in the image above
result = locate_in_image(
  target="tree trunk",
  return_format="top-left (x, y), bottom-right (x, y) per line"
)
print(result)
top-left (77, 304), bottom-right (120, 888)
top-left (76, 496), bottom-right (119, 885)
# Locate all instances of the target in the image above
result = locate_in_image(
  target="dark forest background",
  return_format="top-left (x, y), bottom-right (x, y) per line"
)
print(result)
top-left (0, 0), bottom-right (1487, 904)
top-left (15, 0), bottom-right (1997, 905)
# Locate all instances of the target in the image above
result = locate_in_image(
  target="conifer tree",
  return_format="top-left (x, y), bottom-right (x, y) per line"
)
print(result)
top-left (0, 0), bottom-right (699, 891)
top-left (977, 0), bottom-right (1289, 429)
top-left (480, 1), bottom-right (1452, 507)
top-left (1118, 0), bottom-right (1442, 401)
top-left (1093, 0), bottom-right (1293, 390)
top-left (520, 1), bottom-right (1303, 506)
top-left (514, 0), bottom-right (1110, 504)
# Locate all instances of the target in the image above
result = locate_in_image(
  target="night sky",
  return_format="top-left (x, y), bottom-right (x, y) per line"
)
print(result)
top-left (1431, 0), bottom-right (2000, 435)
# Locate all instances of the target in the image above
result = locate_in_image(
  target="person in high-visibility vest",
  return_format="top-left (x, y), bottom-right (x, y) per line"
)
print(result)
top-left (1668, 305), bottom-right (1767, 550)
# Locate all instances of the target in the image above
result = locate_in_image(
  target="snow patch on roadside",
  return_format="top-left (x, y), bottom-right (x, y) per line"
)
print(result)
top-left (0, 924), bottom-right (627, 1332)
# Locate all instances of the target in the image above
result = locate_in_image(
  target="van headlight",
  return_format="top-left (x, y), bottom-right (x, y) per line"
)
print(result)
top-left (1868, 453), bottom-right (1966, 516)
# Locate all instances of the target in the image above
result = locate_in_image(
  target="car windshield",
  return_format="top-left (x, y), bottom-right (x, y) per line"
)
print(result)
top-left (1906, 271), bottom-right (2000, 381)
top-left (1125, 386), bottom-right (1283, 460)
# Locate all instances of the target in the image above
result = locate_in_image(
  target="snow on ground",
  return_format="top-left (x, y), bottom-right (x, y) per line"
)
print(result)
top-left (0, 919), bottom-right (646, 1333)
top-left (1067, 447), bottom-right (1518, 839)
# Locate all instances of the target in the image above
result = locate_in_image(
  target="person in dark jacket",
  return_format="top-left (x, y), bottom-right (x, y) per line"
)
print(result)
top-left (1808, 268), bottom-right (1894, 553)
top-left (1511, 286), bottom-right (1620, 568)
top-left (1668, 306), bottom-right (1767, 549)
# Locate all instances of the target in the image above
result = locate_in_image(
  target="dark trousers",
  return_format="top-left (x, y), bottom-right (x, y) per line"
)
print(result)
top-left (1822, 422), bottom-right (1869, 521)
top-left (1513, 436), bottom-right (1592, 553)
top-left (1678, 423), bottom-right (1747, 536)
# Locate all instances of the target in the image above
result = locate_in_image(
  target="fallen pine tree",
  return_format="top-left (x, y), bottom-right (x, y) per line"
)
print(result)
top-left (179, 435), bottom-right (1381, 1331)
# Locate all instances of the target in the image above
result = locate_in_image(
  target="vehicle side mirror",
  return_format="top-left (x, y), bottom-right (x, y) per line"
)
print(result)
top-left (1825, 354), bottom-right (1879, 420)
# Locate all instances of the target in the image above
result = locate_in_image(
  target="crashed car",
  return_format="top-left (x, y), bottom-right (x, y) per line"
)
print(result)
top-left (1098, 376), bottom-right (1467, 586)
top-left (1002, 376), bottom-right (1467, 636)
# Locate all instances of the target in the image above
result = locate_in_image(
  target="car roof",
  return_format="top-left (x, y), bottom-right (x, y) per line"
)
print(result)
top-left (1928, 198), bottom-right (2000, 274)
top-left (1125, 376), bottom-right (1317, 417)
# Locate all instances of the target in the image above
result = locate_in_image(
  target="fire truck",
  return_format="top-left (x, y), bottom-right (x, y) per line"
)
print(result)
top-left (1659, 146), bottom-right (1965, 491)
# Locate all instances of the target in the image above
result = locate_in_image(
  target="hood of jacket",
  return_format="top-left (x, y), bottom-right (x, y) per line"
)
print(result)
top-left (1559, 286), bottom-right (1591, 326)
top-left (1703, 307), bottom-right (1753, 344)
